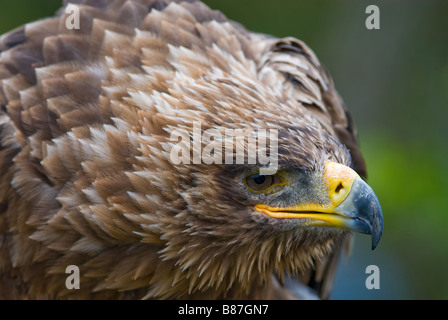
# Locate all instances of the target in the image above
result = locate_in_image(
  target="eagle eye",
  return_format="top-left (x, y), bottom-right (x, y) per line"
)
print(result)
top-left (245, 173), bottom-right (284, 193)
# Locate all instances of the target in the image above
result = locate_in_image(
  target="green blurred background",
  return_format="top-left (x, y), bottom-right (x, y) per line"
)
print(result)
top-left (0, 0), bottom-right (447, 299)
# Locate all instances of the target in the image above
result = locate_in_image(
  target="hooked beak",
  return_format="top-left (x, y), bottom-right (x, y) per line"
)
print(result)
top-left (255, 162), bottom-right (383, 249)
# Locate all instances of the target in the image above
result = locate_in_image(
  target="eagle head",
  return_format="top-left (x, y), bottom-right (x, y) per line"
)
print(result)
top-left (139, 41), bottom-right (383, 298)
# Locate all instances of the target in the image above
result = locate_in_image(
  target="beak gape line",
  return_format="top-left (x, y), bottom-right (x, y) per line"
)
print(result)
top-left (168, 121), bottom-right (279, 175)
top-left (256, 162), bottom-right (384, 249)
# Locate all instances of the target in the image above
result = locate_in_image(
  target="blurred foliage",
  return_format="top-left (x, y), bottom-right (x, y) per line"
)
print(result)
top-left (1, 0), bottom-right (447, 299)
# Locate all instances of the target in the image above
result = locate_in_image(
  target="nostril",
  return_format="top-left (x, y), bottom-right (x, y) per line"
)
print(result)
top-left (335, 182), bottom-right (344, 193)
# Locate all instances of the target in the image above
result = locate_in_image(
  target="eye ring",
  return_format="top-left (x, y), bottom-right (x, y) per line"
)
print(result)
top-left (244, 173), bottom-right (284, 193)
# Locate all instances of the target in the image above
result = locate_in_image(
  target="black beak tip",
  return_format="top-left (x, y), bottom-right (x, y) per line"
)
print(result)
top-left (370, 210), bottom-right (383, 250)
top-left (371, 232), bottom-right (381, 250)
top-left (344, 177), bottom-right (384, 250)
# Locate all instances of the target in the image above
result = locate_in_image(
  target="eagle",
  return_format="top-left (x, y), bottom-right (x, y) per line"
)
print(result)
top-left (0, 0), bottom-right (383, 299)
